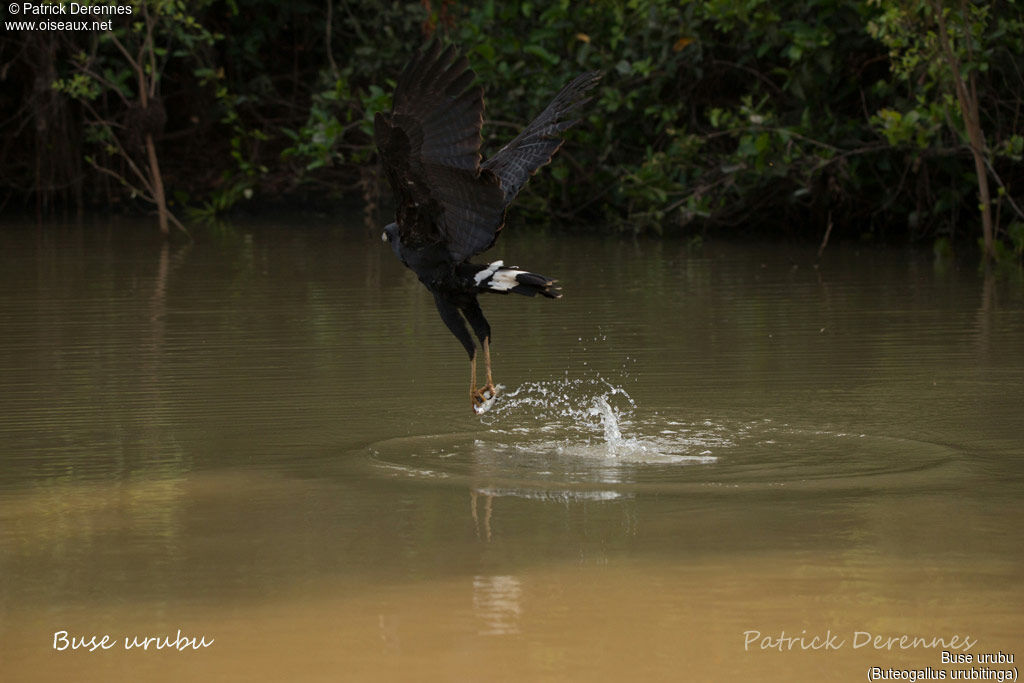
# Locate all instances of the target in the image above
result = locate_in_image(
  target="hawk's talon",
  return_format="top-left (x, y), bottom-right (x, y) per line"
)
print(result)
top-left (471, 383), bottom-right (499, 414)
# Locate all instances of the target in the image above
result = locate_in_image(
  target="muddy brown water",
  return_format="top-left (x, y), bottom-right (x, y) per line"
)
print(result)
top-left (1, 219), bottom-right (1021, 680)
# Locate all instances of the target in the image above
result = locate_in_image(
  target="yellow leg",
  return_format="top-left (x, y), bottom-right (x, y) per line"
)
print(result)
top-left (469, 352), bottom-right (478, 410)
top-left (470, 342), bottom-right (498, 413)
top-left (483, 337), bottom-right (494, 387)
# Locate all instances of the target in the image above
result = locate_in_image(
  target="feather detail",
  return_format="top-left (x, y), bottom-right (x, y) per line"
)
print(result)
top-left (376, 43), bottom-right (600, 262)
top-left (482, 70), bottom-right (603, 204)
top-left (473, 261), bottom-right (561, 298)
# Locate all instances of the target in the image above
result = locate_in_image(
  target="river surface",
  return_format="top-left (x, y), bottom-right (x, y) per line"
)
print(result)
top-left (1, 218), bottom-right (1022, 681)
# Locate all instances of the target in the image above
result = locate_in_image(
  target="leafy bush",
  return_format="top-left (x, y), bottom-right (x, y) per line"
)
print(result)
top-left (2, 0), bottom-right (1021, 257)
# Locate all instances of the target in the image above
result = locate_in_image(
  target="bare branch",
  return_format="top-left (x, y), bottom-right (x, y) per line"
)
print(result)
top-left (75, 62), bottom-right (132, 108)
top-left (85, 156), bottom-right (153, 201)
top-left (981, 154), bottom-right (1024, 222)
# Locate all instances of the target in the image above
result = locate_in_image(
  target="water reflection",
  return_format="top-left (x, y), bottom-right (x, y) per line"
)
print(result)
top-left (472, 575), bottom-right (522, 636)
top-left (470, 490), bottom-right (493, 542)
top-left (1, 223), bottom-right (1023, 680)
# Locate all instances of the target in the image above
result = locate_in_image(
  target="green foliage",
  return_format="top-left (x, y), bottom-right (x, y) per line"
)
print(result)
top-left (52, 70), bottom-right (101, 101)
top-left (281, 75), bottom-right (391, 173)
top-left (866, 0), bottom-right (1024, 253)
top-left (871, 105), bottom-right (945, 148)
top-left (1008, 222), bottom-right (1024, 261)
top-left (9, 0), bottom-right (1024, 249)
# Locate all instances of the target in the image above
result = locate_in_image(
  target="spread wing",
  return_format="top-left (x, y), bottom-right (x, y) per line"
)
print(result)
top-left (482, 70), bottom-right (603, 204)
top-left (374, 42), bottom-right (506, 262)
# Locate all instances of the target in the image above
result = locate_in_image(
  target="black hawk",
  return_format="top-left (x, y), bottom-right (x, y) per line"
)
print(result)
top-left (375, 42), bottom-right (601, 413)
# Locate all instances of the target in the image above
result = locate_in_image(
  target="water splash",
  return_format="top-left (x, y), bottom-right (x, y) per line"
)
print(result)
top-left (590, 396), bottom-right (622, 447)
top-left (482, 377), bottom-right (719, 464)
top-left (482, 377), bottom-right (633, 434)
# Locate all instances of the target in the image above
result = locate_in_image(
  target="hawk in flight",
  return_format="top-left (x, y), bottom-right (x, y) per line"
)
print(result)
top-left (375, 42), bottom-right (601, 413)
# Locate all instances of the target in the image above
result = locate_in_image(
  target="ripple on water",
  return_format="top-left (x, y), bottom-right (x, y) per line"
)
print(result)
top-left (358, 378), bottom-right (963, 501)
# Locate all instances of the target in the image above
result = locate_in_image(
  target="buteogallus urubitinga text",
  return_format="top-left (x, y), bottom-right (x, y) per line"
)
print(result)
top-left (374, 41), bottom-right (601, 413)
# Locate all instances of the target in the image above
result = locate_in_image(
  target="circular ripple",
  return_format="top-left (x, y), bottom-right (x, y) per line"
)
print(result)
top-left (356, 380), bottom-right (963, 501)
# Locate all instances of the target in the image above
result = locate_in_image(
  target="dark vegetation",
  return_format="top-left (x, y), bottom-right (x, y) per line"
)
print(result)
top-left (2, 0), bottom-right (1022, 260)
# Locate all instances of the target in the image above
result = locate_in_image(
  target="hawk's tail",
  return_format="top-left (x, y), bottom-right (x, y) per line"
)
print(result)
top-left (472, 260), bottom-right (561, 299)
